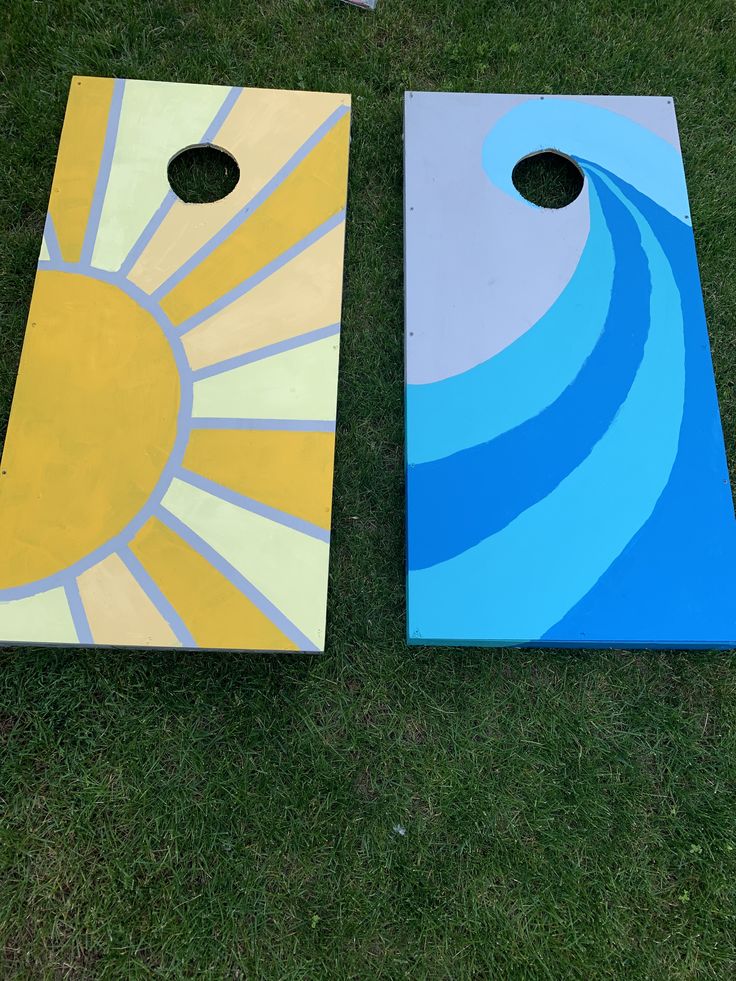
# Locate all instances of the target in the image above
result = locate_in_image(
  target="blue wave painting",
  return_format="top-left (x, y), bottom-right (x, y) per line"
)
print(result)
top-left (404, 93), bottom-right (736, 648)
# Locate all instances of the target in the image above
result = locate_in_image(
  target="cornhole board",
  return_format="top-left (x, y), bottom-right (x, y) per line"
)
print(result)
top-left (405, 91), bottom-right (736, 649)
top-left (0, 76), bottom-right (351, 651)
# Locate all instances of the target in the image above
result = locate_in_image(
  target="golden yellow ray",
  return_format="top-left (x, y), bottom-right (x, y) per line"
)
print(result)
top-left (184, 429), bottom-right (336, 529)
top-left (48, 76), bottom-right (115, 263)
top-left (160, 113), bottom-right (350, 327)
top-left (182, 223), bottom-right (345, 370)
top-left (127, 89), bottom-right (349, 294)
top-left (130, 516), bottom-right (298, 650)
top-left (77, 553), bottom-right (181, 647)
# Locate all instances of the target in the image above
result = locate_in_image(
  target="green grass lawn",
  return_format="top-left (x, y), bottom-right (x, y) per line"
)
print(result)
top-left (2, 0), bottom-right (736, 976)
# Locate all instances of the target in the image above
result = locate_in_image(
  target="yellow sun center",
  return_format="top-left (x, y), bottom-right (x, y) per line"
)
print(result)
top-left (0, 270), bottom-right (180, 590)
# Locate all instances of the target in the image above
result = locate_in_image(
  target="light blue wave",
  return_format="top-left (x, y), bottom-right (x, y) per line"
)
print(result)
top-left (408, 170), bottom-right (686, 644)
top-left (406, 178), bottom-right (614, 466)
top-left (482, 97), bottom-right (690, 223)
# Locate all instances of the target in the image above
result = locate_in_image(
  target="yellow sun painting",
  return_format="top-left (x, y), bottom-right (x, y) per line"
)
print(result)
top-left (0, 76), bottom-right (351, 651)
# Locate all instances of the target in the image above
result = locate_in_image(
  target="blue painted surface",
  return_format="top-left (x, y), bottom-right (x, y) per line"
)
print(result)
top-left (405, 94), bottom-right (736, 648)
top-left (408, 171), bottom-right (649, 568)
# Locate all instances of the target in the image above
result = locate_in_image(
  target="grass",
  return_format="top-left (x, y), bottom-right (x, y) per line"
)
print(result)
top-left (1, 0), bottom-right (736, 976)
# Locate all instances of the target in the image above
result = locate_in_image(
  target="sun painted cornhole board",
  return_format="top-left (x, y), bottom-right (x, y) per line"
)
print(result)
top-left (405, 92), bottom-right (736, 649)
top-left (0, 76), bottom-right (351, 651)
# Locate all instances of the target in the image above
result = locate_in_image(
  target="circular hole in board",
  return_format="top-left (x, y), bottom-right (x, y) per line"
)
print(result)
top-left (512, 150), bottom-right (584, 209)
top-left (167, 145), bottom-right (240, 204)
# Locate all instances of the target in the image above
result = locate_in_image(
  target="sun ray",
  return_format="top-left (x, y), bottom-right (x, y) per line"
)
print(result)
top-left (91, 80), bottom-right (237, 273)
top-left (127, 90), bottom-right (349, 295)
top-left (129, 515), bottom-right (305, 651)
top-left (178, 212), bottom-right (345, 337)
top-left (48, 76), bottom-right (117, 264)
top-left (160, 477), bottom-right (330, 649)
top-left (0, 588), bottom-right (78, 645)
top-left (77, 552), bottom-right (182, 648)
top-left (157, 112), bottom-right (350, 327)
top-left (118, 88), bottom-right (242, 277)
top-left (191, 333), bottom-right (339, 422)
top-left (183, 427), bottom-right (335, 530)
top-left (80, 78), bottom-right (125, 265)
top-left (177, 467), bottom-right (330, 542)
top-left (151, 107), bottom-right (346, 307)
top-left (191, 323), bottom-right (339, 382)
top-left (118, 546), bottom-right (195, 647)
top-left (182, 222), bottom-right (345, 370)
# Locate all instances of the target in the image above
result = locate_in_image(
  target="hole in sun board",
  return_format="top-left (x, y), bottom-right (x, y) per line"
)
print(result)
top-left (167, 144), bottom-right (240, 204)
top-left (512, 151), bottom-right (583, 209)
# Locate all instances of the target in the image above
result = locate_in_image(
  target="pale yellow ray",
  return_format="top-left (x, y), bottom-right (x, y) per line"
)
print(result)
top-left (48, 76), bottom-right (115, 263)
top-left (91, 79), bottom-right (232, 272)
top-left (130, 516), bottom-right (297, 651)
top-left (182, 222), bottom-right (346, 370)
top-left (39, 237), bottom-right (50, 262)
top-left (162, 478), bottom-right (330, 649)
top-left (191, 334), bottom-right (339, 421)
top-left (0, 588), bottom-right (77, 645)
top-left (159, 112), bottom-right (350, 327)
top-left (128, 89), bottom-right (349, 294)
top-left (184, 428), bottom-right (336, 529)
top-left (77, 553), bottom-right (180, 647)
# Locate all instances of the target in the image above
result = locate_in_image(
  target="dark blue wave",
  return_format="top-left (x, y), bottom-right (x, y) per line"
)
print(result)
top-left (407, 168), bottom-right (651, 571)
top-left (543, 166), bottom-right (736, 647)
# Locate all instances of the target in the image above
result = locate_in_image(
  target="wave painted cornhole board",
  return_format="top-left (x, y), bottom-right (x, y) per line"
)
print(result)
top-left (0, 76), bottom-right (351, 652)
top-left (405, 91), bottom-right (736, 649)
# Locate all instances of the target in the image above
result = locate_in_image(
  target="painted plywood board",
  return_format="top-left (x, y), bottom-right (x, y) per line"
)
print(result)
top-left (404, 91), bottom-right (736, 649)
top-left (0, 76), bottom-right (351, 652)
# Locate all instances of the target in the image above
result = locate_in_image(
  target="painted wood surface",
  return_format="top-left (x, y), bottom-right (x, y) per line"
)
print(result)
top-left (0, 76), bottom-right (351, 652)
top-left (404, 92), bottom-right (736, 649)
